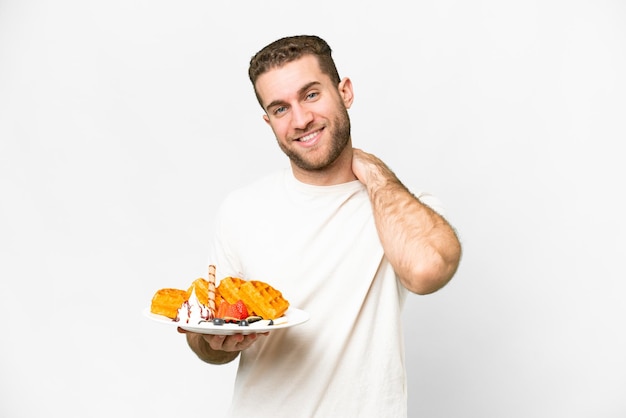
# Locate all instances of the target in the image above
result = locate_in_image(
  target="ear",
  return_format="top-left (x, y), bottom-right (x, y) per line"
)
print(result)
top-left (263, 114), bottom-right (270, 125)
top-left (338, 77), bottom-right (354, 109)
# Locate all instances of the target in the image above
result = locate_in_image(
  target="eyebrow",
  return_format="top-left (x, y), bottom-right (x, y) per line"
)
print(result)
top-left (265, 81), bottom-right (322, 112)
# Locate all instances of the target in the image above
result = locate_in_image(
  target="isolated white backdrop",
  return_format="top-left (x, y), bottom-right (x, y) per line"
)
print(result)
top-left (1, 1), bottom-right (625, 417)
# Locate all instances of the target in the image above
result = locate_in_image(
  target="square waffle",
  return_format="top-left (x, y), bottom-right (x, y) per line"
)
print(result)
top-left (216, 276), bottom-right (246, 306)
top-left (187, 278), bottom-right (209, 305)
top-left (238, 280), bottom-right (290, 320)
top-left (150, 288), bottom-right (188, 319)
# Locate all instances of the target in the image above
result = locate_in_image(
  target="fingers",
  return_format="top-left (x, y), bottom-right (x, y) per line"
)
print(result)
top-left (181, 328), bottom-right (269, 352)
top-left (204, 333), bottom-right (266, 352)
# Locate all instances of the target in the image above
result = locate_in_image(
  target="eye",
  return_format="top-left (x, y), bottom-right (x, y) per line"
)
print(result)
top-left (273, 106), bottom-right (287, 116)
top-left (305, 91), bottom-right (319, 101)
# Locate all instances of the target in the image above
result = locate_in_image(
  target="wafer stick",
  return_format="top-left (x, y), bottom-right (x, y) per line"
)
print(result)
top-left (207, 264), bottom-right (217, 319)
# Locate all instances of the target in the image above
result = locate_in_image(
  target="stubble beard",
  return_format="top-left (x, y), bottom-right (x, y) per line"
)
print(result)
top-left (278, 106), bottom-right (351, 172)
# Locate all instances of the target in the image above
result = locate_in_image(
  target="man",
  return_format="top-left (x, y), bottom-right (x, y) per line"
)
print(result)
top-left (184, 35), bottom-right (461, 417)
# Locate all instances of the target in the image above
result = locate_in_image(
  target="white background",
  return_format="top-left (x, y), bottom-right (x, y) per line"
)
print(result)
top-left (1, 1), bottom-right (624, 417)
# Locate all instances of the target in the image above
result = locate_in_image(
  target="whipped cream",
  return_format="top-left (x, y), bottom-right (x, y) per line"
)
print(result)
top-left (175, 288), bottom-right (212, 323)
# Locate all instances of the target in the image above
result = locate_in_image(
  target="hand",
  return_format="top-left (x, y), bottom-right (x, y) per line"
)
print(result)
top-left (351, 148), bottom-right (395, 189)
top-left (202, 332), bottom-right (269, 352)
top-left (178, 327), bottom-right (269, 352)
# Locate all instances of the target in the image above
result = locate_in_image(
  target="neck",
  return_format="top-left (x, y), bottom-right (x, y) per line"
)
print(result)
top-left (290, 147), bottom-right (356, 186)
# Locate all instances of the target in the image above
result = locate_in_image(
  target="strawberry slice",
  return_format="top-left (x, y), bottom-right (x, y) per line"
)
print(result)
top-left (235, 300), bottom-right (249, 319)
top-left (216, 301), bottom-right (230, 319)
top-left (226, 299), bottom-right (249, 320)
top-left (215, 299), bottom-right (248, 322)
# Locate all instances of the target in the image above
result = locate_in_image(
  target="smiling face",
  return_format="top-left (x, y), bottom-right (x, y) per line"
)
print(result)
top-left (255, 55), bottom-right (355, 184)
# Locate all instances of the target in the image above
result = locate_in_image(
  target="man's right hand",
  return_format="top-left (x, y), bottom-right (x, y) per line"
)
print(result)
top-left (179, 328), bottom-right (269, 364)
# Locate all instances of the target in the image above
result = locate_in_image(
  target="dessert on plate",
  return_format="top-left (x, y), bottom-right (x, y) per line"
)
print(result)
top-left (149, 265), bottom-right (289, 323)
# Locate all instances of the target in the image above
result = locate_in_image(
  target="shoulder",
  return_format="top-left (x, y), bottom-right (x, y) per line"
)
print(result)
top-left (216, 169), bottom-right (287, 217)
top-left (399, 175), bottom-right (449, 217)
top-left (224, 170), bottom-right (285, 203)
top-left (411, 189), bottom-right (447, 217)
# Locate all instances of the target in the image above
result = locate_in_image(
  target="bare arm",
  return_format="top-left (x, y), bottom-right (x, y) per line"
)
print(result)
top-left (183, 330), bottom-right (267, 364)
top-left (352, 148), bottom-right (462, 294)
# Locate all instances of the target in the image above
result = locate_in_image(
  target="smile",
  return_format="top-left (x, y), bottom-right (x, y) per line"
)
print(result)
top-left (296, 129), bottom-right (323, 143)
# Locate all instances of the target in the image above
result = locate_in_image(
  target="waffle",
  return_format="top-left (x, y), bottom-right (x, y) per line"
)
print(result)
top-left (215, 277), bottom-right (290, 319)
top-left (216, 276), bottom-right (246, 306)
top-left (150, 288), bottom-right (188, 319)
top-left (187, 278), bottom-right (209, 305)
top-left (150, 271), bottom-right (289, 321)
top-left (238, 280), bottom-right (289, 320)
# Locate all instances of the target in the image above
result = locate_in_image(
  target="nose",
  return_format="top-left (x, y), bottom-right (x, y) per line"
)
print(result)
top-left (291, 104), bottom-right (313, 130)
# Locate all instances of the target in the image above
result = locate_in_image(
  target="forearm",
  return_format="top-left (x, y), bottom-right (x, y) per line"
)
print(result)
top-left (186, 333), bottom-right (240, 365)
top-left (371, 176), bottom-right (461, 293)
top-left (353, 149), bottom-right (461, 294)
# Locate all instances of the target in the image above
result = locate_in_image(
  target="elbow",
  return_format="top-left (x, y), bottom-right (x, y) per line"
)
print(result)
top-left (403, 267), bottom-right (451, 295)
top-left (402, 243), bottom-right (462, 295)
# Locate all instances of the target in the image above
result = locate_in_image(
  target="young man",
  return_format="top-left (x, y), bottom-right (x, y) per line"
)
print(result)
top-left (184, 35), bottom-right (462, 417)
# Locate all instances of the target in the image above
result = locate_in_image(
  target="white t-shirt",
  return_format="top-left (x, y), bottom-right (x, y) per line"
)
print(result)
top-left (210, 168), bottom-right (441, 418)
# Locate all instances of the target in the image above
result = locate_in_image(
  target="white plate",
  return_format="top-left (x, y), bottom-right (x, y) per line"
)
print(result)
top-left (143, 307), bottom-right (310, 335)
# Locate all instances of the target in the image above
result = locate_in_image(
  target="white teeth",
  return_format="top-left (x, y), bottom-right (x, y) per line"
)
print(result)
top-left (299, 131), bottom-right (317, 142)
